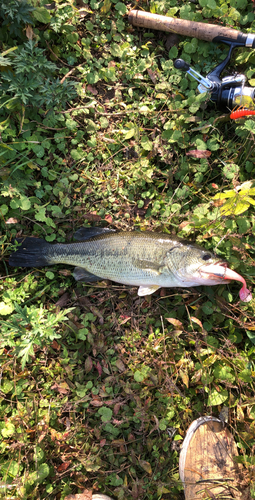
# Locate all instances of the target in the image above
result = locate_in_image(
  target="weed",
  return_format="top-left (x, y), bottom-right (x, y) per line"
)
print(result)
top-left (0, 0), bottom-right (255, 498)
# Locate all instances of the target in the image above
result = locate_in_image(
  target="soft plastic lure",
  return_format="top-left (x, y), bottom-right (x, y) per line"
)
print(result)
top-left (230, 109), bottom-right (255, 120)
top-left (201, 264), bottom-right (252, 302)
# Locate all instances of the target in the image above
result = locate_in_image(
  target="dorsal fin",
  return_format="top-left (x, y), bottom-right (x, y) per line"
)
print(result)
top-left (74, 227), bottom-right (116, 241)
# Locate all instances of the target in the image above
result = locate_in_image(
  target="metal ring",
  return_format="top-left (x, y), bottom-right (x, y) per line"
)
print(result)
top-left (246, 34), bottom-right (255, 47)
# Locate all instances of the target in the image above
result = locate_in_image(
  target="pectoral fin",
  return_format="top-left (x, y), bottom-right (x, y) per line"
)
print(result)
top-left (73, 267), bottom-right (102, 282)
top-left (138, 285), bottom-right (161, 296)
top-left (134, 259), bottom-right (161, 273)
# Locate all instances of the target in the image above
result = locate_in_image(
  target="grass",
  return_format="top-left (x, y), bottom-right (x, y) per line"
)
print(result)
top-left (1, 0), bottom-right (255, 498)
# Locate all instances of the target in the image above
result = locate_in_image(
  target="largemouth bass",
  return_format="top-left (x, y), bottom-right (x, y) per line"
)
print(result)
top-left (9, 227), bottom-right (252, 301)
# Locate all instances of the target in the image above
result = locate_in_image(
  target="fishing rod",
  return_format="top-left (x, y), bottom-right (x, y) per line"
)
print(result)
top-left (128, 10), bottom-right (255, 113)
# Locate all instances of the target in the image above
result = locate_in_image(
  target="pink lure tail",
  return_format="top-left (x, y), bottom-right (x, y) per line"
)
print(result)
top-left (223, 267), bottom-right (252, 302)
top-left (201, 264), bottom-right (252, 302)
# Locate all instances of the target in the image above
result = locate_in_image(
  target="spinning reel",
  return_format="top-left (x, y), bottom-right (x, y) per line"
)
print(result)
top-left (129, 10), bottom-right (255, 112)
top-left (174, 53), bottom-right (254, 112)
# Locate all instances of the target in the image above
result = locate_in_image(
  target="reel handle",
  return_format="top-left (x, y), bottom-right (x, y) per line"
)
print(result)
top-left (128, 10), bottom-right (255, 48)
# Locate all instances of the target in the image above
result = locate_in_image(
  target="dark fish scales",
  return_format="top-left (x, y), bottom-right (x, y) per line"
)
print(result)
top-left (9, 227), bottom-right (252, 300)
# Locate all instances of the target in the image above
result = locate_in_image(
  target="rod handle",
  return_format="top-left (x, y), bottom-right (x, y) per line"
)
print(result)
top-left (128, 10), bottom-right (250, 46)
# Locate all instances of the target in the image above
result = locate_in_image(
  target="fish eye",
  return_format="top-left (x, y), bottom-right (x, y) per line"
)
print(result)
top-left (202, 254), bottom-right (211, 261)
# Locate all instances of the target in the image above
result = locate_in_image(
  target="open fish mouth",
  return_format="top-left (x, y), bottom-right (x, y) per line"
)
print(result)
top-left (199, 261), bottom-right (229, 280)
top-left (199, 260), bottom-right (229, 279)
top-left (199, 262), bottom-right (252, 302)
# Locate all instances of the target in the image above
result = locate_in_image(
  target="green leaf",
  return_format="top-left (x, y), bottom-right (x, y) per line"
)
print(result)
top-left (19, 196), bottom-right (31, 211)
top-left (35, 207), bottom-right (47, 222)
top-left (141, 136), bottom-right (153, 151)
top-left (124, 128), bottom-right (135, 140)
top-left (214, 190), bottom-right (236, 200)
top-left (101, 0), bottom-right (112, 14)
top-left (236, 217), bottom-right (250, 234)
top-left (1, 460), bottom-right (19, 478)
top-left (238, 369), bottom-right (252, 383)
top-left (65, 118), bottom-right (78, 130)
top-left (169, 46), bottom-right (178, 59)
top-left (201, 301), bottom-right (214, 315)
top-left (1, 380), bottom-right (13, 393)
top-left (87, 72), bottom-right (100, 84)
top-left (199, 0), bottom-right (216, 7)
top-left (222, 163), bottom-right (239, 180)
top-left (246, 330), bottom-right (255, 344)
top-left (1, 422), bottom-right (16, 438)
top-left (0, 204), bottom-right (8, 216)
top-left (33, 7), bottom-right (51, 23)
top-left (115, 2), bottom-right (127, 15)
top-left (10, 199), bottom-right (20, 209)
top-left (33, 446), bottom-right (45, 463)
top-left (243, 120), bottom-right (255, 132)
top-left (32, 145), bottom-right (45, 158)
top-left (183, 38), bottom-right (198, 54)
top-left (98, 407), bottom-right (113, 422)
top-left (134, 370), bottom-right (147, 382)
top-left (37, 463), bottom-right (50, 483)
top-left (214, 365), bottom-right (235, 383)
top-left (18, 343), bottom-right (35, 370)
top-left (110, 43), bottom-right (122, 57)
top-left (0, 302), bottom-right (13, 315)
top-left (66, 33), bottom-right (79, 44)
top-left (99, 116), bottom-right (109, 129)
top-left (207, 387), bottom-right (228, 406)
top-left (45, 271), bottom-right (54, 280)
top-left (221, 198), bottom-right (250, 216)
top-left (77, 328), bottom-right (89, 340)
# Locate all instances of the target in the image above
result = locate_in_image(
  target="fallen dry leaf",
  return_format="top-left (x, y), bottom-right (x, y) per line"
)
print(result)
top-left (26, 25), bottom-right (35, 40)
top-left (147, 68), bottom-right (157, 84)
top-left (190, 316), bottom-right (204, 329)
top-left (55, 292), bottom-right (70, 308)
top-left (57, 461), bottom-right (71, 473)
top-left (51, 382), bottom-right (70, 394)
top-left (44, 2), bottom-right (56, 9)
top-left (115, 359), bottom-right (125, 372)
top-left (50, 428), bottom-right (66, 441)
top-left (58, 270), bottom-right (72, 277)
top-left (51, 340), bottom-right (60, 350)
top-left (119, 314), bottom-right (131, 325)
top-left (139, 459), bottom-right (152, 475)
top-left (6, 217), bottom-right (19, 224)
top-left (96, 361), bottom-right (102, 376)
top-left (64, 489), bottom-right (92, 500)
top-left (83, 213), bottom-right (101, 221)
top-left (90, 395), bottom-right (103, 407)
top-left (104, 214), bottom-right (113, 223)
top-left (178, 221), bottom-right (190, 230)
top-left (166, 317), bottom-right (183, 328)
top-left (85, 356), bottom-right (93, 373)
top-left (186, 149), bottom-right (211, 158)
top-left (87, 85), bottom-right (98, 95)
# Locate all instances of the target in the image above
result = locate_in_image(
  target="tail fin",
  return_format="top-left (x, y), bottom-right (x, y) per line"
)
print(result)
top-left (9, 237), bottom-right (52, 268)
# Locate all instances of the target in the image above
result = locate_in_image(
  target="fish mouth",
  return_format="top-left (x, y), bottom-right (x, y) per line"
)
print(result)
top-left (199, 261), bottom-right (231, 283)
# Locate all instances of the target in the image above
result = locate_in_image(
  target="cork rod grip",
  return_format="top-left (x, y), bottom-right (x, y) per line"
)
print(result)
top-left (128, 10), bottom-right (241, 43)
